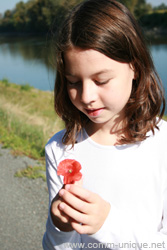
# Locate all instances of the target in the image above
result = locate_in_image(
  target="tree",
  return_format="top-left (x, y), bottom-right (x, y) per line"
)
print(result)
top-left (0, 0), bottom-right (154, 34)
top-left (13, 1), bottom-right (29, 31)
top-left (134, 0), bottom-right (151, 18)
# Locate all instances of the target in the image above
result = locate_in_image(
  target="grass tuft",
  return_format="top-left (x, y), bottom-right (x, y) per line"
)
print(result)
top-left (15, 165), bottom-right (46, 181)
top-left (0, 80), bottom-right (64, 180)
top-left (0, 108), bottom-right (46, 159)
top-left (1, 78), bottom-right (10, 87)
top-left (20, 83), bottom-right (32, 91)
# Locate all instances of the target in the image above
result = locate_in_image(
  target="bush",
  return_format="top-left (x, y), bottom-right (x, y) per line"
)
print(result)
top-left (20, 83), bottom-right (32, 91)
top-left (1, 78), bottom-right (10, 87)
top-left (139, 12), bottom-right (167, 29)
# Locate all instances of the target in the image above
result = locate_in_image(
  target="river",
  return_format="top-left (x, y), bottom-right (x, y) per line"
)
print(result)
top-left (0, 35), bottom-right (167, 108)
top-left (0, 36), bottom-right (56, 91)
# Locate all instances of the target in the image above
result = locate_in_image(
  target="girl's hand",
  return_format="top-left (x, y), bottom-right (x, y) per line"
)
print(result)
top-left (58, 184), bottom-right (111, 235)
top-left (50, 191), bottom-right (74, 232)
top-left (50, 180), bottom-right (83, 232)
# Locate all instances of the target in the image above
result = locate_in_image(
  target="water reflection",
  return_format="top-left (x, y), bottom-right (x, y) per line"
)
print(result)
top-left (148, 43), bottom-right (167, 109)
top-left (0, 36), bottom-right (56, 69)
top-left (0, 36), bottom-right (56, 91)
top-left (0, 35), bottom-right (167, 109)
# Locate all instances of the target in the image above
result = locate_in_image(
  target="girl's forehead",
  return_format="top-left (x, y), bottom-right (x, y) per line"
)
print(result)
top-left (64, 47), bottom-right (112, 61)
top-left (64, 47), bottom-right (134, 78)
top-left (64, 48), bottom-right (112, 68)
top-left (64, 47), bottom-right (93, 58)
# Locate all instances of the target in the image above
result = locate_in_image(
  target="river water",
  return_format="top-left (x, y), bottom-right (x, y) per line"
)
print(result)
top-left (0, 36), bottom-right (167, 109)
top-left (0, 36), bottom-right (56, 91)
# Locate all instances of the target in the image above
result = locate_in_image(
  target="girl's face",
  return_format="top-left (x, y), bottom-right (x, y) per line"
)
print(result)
top-left (64, 47), bottom-right (134, 131)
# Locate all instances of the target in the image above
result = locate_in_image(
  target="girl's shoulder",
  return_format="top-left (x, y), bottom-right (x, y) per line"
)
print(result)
top-left (45, 129), bottom-right (66, 152)
top-left (47, 129), bottom-right (65, 144)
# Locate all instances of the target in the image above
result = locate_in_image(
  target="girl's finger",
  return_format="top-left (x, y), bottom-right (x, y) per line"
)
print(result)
top-left (59, 209), bottom-right (70, 223)
top-left (59, 188), bottom-right (90, 214)
top-left (59, 201), bottom-right (89, 225)
top-left (65, 184), bottom-right (98, 203)
top-left (71, 221), bottom-right (91, 235)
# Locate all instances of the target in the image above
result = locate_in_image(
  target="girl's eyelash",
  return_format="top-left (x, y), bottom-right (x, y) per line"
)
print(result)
top-left (66, 80), bottom-right (79, 86)
top-left (95, 79), bottom-right (110, 85)
top-left (66, 79), bottom-right (110, 86)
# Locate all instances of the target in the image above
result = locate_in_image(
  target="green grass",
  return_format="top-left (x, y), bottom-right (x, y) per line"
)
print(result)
top-left (20, 83), bottom-right (32, 91)
top-left (1, 78), bottom-right (10, 87)
top-left (15, 165), bottom-right (46, 181)
top-left (0, 80), bottom-right (64, 157)
top-left (0, 108), bottom-right (45, 159)
top-left (0, 79), bottom-right (64, 180)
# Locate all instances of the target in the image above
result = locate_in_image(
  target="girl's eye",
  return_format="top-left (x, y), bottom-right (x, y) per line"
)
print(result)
top-left (66, 80), bottom-right (80, 86)
top-left (94, 79), bottom-right (110, 85)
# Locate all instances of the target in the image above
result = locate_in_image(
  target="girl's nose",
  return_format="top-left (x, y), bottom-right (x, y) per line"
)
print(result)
top-left (80, 81), bottom-right (98, 104)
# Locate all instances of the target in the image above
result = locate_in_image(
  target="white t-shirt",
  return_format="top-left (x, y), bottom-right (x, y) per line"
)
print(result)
top-left (43, 119), bottom-right (167, 249)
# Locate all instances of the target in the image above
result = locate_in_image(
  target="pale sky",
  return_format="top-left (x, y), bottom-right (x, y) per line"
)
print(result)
top-left (0, 0), bottom-right (28, 14)
top-left (147, 0), bottom-right (167, 6)
top-left (0, 0), bottom-right (166, 14)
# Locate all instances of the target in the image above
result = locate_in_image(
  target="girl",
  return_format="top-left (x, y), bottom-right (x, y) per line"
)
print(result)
top-left (43, 0), bottom-right (167, 249)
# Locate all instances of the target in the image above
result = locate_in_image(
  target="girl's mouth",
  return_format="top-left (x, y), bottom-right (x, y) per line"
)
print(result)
top-left (85, 108), bottom-right (104, 117)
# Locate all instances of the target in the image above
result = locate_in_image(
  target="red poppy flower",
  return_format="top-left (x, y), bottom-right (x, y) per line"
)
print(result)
top-left (57, 159), bottom-right (82, 184)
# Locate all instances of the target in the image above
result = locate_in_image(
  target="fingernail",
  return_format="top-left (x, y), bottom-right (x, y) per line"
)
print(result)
top-left (59, 189), bottom-right (64, 197)
top-left (59, 203), bottom-right (64, 210)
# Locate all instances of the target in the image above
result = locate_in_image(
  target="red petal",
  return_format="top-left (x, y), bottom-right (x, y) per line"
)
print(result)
top-left (63, 176), bottom-right (69, 184)
top-left (73, 172), bottom-right (82, 181)
top-left (72, 160), bottom-right (81, 171)
top-left (57, 159), bottom-right (82, 184)
top-left (67, 172), bottom-right (82, 184)
top-left (57, 159), bottom-right (73, 175)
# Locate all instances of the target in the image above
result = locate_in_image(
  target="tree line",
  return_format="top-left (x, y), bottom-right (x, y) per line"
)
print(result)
top-left (0, 0), bottom-right (166, 34)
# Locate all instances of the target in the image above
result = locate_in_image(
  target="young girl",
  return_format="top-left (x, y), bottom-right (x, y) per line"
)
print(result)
top-left (43, 0), bottom-right (167, 249)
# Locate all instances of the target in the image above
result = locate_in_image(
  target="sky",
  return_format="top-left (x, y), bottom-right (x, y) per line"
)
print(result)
top-left (0, 0), bottom-right (166, 14)
top-left (0, 0), bottom-right (28, 14)
top-left (146, 0), bottom-right (167, 6)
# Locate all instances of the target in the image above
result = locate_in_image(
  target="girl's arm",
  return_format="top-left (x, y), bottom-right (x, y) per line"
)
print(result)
top-left (42, 147), bottom-right (81, 250)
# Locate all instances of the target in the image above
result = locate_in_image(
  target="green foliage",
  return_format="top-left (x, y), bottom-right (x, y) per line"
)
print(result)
top-left (139, 12), bottom-right (167, 29)
top-left (0, 80), bottom-right (64, 180)
top-left (0, 0), bottom-right (83, 33)
top-left (0, 0), bottom-right (166, 33)
top-left (20, 83), bottom-right (32, 91)
top-left (1, 78), bottom-right (10, 87)
top-left (0, 80), bottom-right (64, 160)
top-left (153, 4), bottom-right (167, 11)
top-left (15, 165), bottom-right (46, 181)
top-left (115, 0), bottom-right (150, 17)
top-left (0, 108), bottom-right (45, 159)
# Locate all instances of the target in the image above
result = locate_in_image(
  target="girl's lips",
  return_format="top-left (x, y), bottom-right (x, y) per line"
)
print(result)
top-left (85, 108), bottom-right (104, 117)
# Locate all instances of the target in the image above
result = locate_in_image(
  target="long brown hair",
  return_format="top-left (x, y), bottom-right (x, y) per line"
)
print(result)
top-left (54, 0), bottom-right (165, 146)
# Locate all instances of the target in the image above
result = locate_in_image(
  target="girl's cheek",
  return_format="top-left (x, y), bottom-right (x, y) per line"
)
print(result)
top-left (68, 89), bottom-right (76, 100)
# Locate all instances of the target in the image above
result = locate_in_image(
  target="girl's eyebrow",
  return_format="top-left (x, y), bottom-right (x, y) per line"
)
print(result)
top-left (65, 69), bottom-right (112, 77)
top-left (65, 73), bottom-right (76, 77)
top-left (92, 69), bottom-right (113, 76)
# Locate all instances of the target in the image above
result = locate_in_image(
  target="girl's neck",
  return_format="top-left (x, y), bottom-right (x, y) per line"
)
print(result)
top-left (85, 121), bottom-right (123, 146)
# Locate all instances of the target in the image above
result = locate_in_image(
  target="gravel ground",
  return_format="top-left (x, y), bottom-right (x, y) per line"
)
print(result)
top-left (0, 144), bottom-right (48, 250)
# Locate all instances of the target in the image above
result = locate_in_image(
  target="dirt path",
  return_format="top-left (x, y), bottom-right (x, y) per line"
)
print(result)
top-left (0, 144), bottom-right (48, 250)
